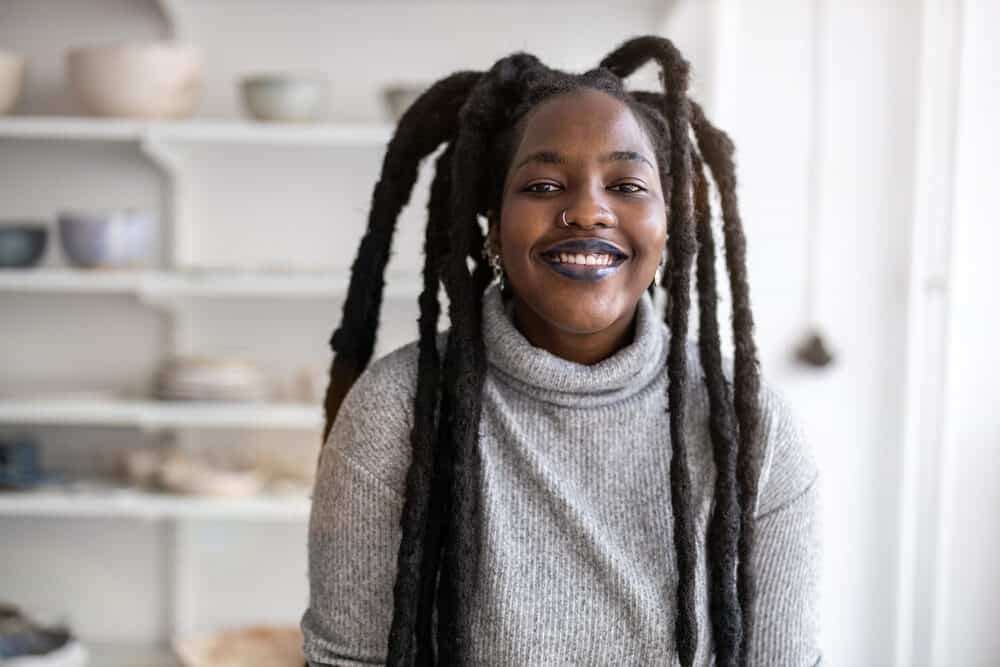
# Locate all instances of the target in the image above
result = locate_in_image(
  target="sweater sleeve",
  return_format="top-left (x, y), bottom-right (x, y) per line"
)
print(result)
top-left (300, 344), bottom-right (418, 667)
top-left (747, 385), bottom-right (822, 666)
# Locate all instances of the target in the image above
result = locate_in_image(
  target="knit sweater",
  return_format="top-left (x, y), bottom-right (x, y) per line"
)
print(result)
top-left (302, 285), bottom-right (821, 666)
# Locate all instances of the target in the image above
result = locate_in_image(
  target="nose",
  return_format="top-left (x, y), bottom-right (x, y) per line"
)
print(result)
top-left (559, 196), bottom-right (617, 229)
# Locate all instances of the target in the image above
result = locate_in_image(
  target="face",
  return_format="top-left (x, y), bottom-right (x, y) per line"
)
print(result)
top-left (495, 88), bottom-right (667, 352)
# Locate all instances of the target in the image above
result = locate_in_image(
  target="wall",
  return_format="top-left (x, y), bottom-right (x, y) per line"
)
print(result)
top-left (935, 0), bottom-right (1000, 663)
top-left (707, 1), bottom-right (922, 664)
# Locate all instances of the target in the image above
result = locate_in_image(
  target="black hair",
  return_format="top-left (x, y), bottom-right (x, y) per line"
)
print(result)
top-left (320, 35), bottom-right (762, 667)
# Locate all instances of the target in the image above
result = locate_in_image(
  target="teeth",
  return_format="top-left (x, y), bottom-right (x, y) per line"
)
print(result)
top-left (550, 253), bottom-right (617, 266)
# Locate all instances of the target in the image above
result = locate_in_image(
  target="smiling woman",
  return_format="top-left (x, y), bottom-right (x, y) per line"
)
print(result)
top-left (490, 88), bottom-right (667, 364)
top-left (303, 36), bottom-right (821, 667)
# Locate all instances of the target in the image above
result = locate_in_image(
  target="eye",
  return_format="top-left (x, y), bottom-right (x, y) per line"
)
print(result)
top-left (610, 182), bottom-right (646, 194)
top-left (522, 182), bottom-right (562, 194)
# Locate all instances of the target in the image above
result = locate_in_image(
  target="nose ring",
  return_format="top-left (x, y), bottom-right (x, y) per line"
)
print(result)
top-left (559, 210), bottom-right (571, 228)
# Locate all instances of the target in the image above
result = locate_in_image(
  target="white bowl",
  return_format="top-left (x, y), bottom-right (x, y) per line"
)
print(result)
top-left (57, 209), bottom-right (156, 268)
top-left (241, 74), bottom-right (328, 123)
top-left (67, 43), bottom-right (202, 119)
top-left (382, 83), bottom-right (426, 121)
top-left (0, 50), bottom-right (26, 115)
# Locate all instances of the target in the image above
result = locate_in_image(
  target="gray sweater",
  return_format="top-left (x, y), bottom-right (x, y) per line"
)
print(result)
top-left (302, 286), bottom-right (821, 666)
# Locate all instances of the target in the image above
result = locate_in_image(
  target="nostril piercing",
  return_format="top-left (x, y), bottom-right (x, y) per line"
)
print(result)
top-left (560, 210), bottom-right (571, 227)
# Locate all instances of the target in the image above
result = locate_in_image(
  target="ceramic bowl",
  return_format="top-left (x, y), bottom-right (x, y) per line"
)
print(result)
top-left (66, 43), bottom-right (202, 118)
top-left (241, 74), bottom-right (328, 123)
top-left (382, 83), bottom-right (426, 121)
top-left (0, 223), bottom-right (48, 268)
top-left (0, 50), bottom-right (26, 115)
top-left (57, 210), bottom-right (155, 268)
top-left (0, 435), bottom-right (44, 489)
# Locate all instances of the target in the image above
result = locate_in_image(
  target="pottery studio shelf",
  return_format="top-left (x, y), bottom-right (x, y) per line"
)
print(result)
top-left (0, 487), bottom-right (310, 521)
top-left (0, 116), bottom-right (394, 147)
top-left (0, 267), bottom-right (423, 302)
top-left (0, 397), bottom-right (322, 430)
top-left (86, 642), bottom-right (179, 667)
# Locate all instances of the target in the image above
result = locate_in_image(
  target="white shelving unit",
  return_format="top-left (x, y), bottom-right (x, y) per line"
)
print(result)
top-left (0, 397), bottom-right (321, 430)
top-left (0, 0), bottom-right (678, 654)
top-left (0, 267), bottom-right (422, 302)
top-left (0, 116), bottom-right (393, 146)
top-left (0, 488), bottom-right (309, 521)
top-left (87, 641), bottom-right (179, 667)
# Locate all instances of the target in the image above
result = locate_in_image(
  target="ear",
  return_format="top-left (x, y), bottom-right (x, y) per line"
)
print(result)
top-left (485, 209), bottom-right (501, 252)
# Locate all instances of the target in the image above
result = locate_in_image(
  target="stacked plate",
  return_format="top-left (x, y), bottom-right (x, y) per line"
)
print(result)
top-left (174, 625), bottom-right (302, 667)
top-left (154, 357), bottom-right (269, 402)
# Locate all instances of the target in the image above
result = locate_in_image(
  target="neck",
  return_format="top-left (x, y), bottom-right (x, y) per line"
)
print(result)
top-left (509, 296), bottom-right (638, 365)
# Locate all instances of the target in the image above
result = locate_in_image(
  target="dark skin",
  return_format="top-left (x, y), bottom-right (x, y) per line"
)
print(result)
top-left (490, 88), bottom-right (667, 365)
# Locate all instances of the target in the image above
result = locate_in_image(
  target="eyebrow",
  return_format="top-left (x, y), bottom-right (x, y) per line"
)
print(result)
top-left (602, 150), bottom-right (656, 170)
top-left (513, 149), bottom-right (655, 171)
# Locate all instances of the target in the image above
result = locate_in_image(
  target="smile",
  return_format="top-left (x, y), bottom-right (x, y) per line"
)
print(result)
top-left (538, 238), bottom-right (628, 282)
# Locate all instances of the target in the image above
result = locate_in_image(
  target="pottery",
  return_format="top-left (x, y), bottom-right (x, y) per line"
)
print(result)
top-left (57, 210), bottom-right (155, 268)
top-left (382, 83), bottom-right (426, 121)
top-left (66, 43), bottom-right (202, 118)
top-left (0, 223), bottom-right (47, 268)
top-left (241, 74), bottom-right (328, 123)
top-left (0, 435), bottom-right (44, 489)
top-left (174, 626), bottom-right (303, 667)
top-left (0, 50), bottom-right (26, 115)
top-left (154, 356), bottom-right (269, 402)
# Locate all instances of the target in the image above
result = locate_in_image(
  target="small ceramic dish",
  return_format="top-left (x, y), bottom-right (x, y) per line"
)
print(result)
top-left (57, 209), bottom-right (155, 268)
top-left (0, 50), bottom-right (26, 115)
top-left (241, 74), bottom-right (329, 123)
top-left (382, 83), bottom-right (426, 121)
top-left (0, 223), bottom-right (47, 268)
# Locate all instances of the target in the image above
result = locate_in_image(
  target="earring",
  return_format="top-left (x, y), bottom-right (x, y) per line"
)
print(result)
top-left (654, 253), bottom-right (666, 286)
top-left (482, 234), bottom-right (506, 291)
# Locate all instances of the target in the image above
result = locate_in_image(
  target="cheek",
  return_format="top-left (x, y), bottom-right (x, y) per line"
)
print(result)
top-left (498, 201), bottom-right (549, 258)
top-left (632, 206), bottom-right (668, 260)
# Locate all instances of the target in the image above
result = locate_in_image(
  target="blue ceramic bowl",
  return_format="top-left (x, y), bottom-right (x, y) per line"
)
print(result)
top-left (0, 223), bottom-right (48, 268)
top-left (57, 210), bottom-right (155, 268)
top-left (0, 435), bottom-right (44, 489)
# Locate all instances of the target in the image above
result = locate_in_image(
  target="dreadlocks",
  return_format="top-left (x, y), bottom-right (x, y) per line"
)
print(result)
top-left (320, 35), bottom-right (763, 667)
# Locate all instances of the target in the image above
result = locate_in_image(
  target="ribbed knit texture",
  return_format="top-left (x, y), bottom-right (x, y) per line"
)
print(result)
top-left (302, 285), bottom-right (821, 666)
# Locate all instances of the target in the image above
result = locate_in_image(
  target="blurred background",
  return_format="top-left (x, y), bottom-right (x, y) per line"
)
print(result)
top-left (0, 0), bottom-right (996, 665)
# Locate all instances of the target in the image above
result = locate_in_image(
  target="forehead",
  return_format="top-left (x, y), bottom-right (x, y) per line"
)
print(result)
top-left (512, 88), bottom-right (654, 160)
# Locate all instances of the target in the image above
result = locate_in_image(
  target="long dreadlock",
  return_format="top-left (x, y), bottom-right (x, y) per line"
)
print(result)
top-left (320, 36), bottom-right (763, 667)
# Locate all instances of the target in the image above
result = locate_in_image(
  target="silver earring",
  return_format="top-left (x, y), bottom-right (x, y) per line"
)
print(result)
top-left (483, 236), bottom-right (506, 291)
top-left (654, 255), bottom-right (666, 286)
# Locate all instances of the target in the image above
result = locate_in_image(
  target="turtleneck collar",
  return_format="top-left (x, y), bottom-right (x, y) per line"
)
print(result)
top-left (481, 285), bottom-right (669, 408)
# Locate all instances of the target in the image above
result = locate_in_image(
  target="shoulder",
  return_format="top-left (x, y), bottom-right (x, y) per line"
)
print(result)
top-left (682, 343), bottom-right (818, 518)
top-left (321, 340), bottom-right (424, 495)
top-left (754, 378), bottom-right (818, 517)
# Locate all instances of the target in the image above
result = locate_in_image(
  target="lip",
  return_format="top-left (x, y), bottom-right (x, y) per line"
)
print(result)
top-left (536, 237), bottom-right (629, 282)
top-left (539, 237), bottom-right (629, 259)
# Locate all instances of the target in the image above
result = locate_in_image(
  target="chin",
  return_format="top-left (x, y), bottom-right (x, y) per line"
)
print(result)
top-left (539, 294), bottom-right (631, 335)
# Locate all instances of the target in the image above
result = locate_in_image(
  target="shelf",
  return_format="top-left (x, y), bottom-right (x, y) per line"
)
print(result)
top-left (0, 116), bottom-right (394, 147)
top-left (0, 398), bottom-right (322, 430)
top-left (0, 268), bottom-right (424, 301)
top-left (0, 487), bottom-right (310, 521)
top-left (87, 641), bottom-right (179, 667)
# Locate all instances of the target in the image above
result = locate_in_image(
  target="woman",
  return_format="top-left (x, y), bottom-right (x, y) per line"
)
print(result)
top-left (302, 36), bottom-right (820, 666)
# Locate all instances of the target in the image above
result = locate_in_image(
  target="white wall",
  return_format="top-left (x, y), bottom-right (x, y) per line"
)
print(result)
top-left (707, 1), bottom-right (922, 663)
top-left (935, 0), bottom-right (1000, 663)
top-left (709, 1), bottom-right (1000, 664)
